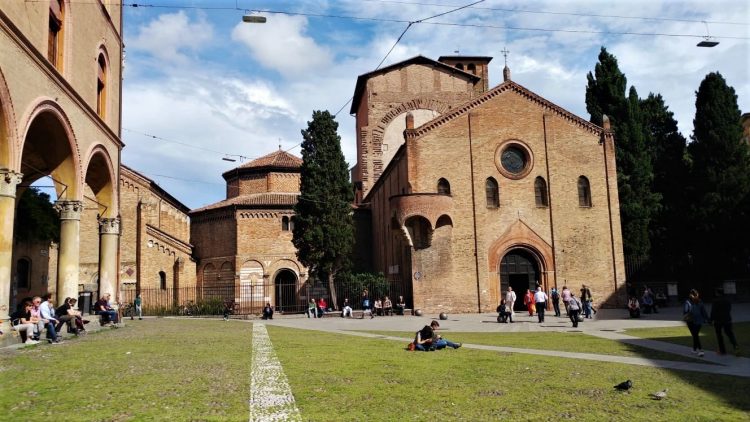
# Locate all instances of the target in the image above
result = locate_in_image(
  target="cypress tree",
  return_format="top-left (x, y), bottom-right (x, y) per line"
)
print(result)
top-left (641, 93), bottom-right (689, 276)
top-left (293, 110), bottom-right (354, 309)
top-left (586, 47), bottom-right (658, 258)
top-left (688, 72), bottom-right (750, 277)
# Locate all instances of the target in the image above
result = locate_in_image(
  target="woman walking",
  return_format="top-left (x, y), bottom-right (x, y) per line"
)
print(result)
top-left (523, 289), bottom-right (535, 316)
top-left (684, 289), bottom-right (710, 357)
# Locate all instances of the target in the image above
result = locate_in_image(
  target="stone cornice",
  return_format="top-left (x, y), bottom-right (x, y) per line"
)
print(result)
top-left (0, 8), bottom-right (123, 149)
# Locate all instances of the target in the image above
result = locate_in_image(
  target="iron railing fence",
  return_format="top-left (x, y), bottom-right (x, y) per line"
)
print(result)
top-left (117, 279), bottom-right (413, 316)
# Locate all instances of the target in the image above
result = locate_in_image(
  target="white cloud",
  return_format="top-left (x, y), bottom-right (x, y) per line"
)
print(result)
top-left (231, 14), bottom-right (333, 78)
top-left (128, 11), bottom-right (214, 64)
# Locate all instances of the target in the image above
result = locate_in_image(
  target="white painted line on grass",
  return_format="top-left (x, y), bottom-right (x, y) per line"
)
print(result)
top-left (250, 323), bottom-right (301, 422)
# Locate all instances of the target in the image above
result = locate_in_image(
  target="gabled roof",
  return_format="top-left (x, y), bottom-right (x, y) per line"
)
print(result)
top-left (120, 164), bottom-right (191, 214)
top-left (349, 55), bottom-right (482, 114)
top-left (406, 79), bottom-right (605, 139)
top-left (190, 192), bottom-right (299, 214)
top-left (222, 149), bottom-right (302, 179)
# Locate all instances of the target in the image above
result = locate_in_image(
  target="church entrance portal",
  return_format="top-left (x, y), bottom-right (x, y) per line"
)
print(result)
top-left (274, 269), bottom-right (297, 312)
top-left (500, 249), bottom-right (540, 312)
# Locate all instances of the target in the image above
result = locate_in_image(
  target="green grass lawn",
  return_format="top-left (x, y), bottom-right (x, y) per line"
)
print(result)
top-left (0, 319), bottom-right (252, 420)
top-left (1, 320), bottom-right (748, 421)
top-left (269, 326), bottom-right (750, 420)
top-left (625, 322), bottom-right (749, 357)
top-left (361, 330), bottom-right (704, 363)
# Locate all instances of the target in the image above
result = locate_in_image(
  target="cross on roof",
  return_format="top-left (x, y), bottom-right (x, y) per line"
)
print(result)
top-left (501, 47), bottom-right (510, 67)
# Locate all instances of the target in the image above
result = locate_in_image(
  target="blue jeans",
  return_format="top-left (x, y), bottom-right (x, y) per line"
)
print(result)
top-left (584, 301), bottom-right (593, 318)
top-left (43, 321), bottom-right (58, 340)
top-left (98, 310), bottom-right (118, 323)
top-left (434, 339), bottom-right (460, 349)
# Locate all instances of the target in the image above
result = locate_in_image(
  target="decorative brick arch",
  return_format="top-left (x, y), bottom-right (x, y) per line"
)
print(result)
top-left (0, 66), bottom-right (18, 170)
top-left (371, 97), bottom-right (453, 155)
top-left (487, 220), bottom-right (555, 306)
top-left (19, 98), bottom-right (82, 199)
top-left (82, 144), bottom-right (117, 217)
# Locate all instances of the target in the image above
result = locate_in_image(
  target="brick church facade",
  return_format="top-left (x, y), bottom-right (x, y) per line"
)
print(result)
top-left (352, 55), bottom-right (626, 313)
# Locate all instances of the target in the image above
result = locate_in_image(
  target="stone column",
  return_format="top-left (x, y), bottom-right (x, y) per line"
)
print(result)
top-left (98, 217), bottom-right (120, 300)
top-left (54, 200), bottom-right (82, 305)
top-left (0, 170), bottom-right (22, 321)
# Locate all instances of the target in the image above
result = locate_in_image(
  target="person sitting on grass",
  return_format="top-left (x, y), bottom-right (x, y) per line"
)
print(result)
top-left (11, 301), bottom-right (39, 345)
top-left (262, 302), bottom-right (274, 320)
top-left (413, 321), bottom-right (462, 351)
top-left (95, 294), bottom-right (118, 326)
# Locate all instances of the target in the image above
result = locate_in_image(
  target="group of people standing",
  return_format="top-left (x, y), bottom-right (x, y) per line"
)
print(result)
top-left (499, 284), bottom-right (594, 327)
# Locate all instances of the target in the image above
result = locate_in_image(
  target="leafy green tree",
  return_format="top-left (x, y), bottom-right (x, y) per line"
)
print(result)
top-left (586, 47), bottom-right (659, 258)
top-left (640, 93), bottom-right (689, 276)
top-left (14, 188), bottom-right (60, 243)
top-left (293, 110), bottom-right (354, 309)
top-left (687, 72), bottom-right (750, 277)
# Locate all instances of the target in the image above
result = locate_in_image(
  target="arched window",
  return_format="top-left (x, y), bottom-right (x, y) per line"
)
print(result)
top-left (535, 177), bottom-right (549, 207)
top-left (485, 177), bottom-right (499, 208)
top-left (159, 271), bottom-right (167, 289)
top-left (16, 258), bottom-right (31, 289)
top-left (48, 0), bottom-right (65, 69)
top-left (97, 53), bottom-right (107, 118)
top-left (467, 63), bottom-right (477, 75)
top-left (578, 176), bottom-right (592, 207)
top-left (282, 216), bottom-right (290, 231)
top-left (455, 63), bottom-right (464, 70)
top-left (437, 178), bottom-right (451, 195)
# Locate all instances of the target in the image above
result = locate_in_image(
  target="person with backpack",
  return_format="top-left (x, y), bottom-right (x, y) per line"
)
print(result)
top-left (550, 287), bottom-right (561, 317)
top-left (567, 293), bottom-right (582, 328)
top-left (684, 289), bottom-right (710, 357)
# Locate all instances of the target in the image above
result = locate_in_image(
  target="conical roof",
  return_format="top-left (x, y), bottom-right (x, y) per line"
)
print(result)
top-left (239, 149), bottom-right (302, 169)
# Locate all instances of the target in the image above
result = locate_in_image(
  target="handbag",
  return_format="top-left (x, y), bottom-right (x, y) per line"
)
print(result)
top-left (407, 342), bottom-right (416, 351)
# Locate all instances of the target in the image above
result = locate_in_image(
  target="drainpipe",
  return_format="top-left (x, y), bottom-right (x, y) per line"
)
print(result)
top-left (468, 113), bottom-right (481, 312)
top-left (601, 117), bottom-right (620, 307)
top-left (542, 114), bottom-right (558, 295)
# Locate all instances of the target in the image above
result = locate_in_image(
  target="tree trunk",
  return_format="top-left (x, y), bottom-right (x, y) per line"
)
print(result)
top-left (328, 272), bottom-right (338, 310)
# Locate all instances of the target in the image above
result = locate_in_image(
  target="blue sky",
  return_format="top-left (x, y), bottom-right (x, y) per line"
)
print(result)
top-left (119, 0), bottom-right (749, 209)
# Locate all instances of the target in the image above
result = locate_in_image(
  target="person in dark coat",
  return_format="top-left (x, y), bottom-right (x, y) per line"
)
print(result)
top-left (710, 289), bottom-right (739, 355)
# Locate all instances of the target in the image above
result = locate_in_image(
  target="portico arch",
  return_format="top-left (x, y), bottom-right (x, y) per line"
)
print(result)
top-left (273, 268), bottom-right (298, 313)
top-left (20, 99), bottom-right (80, 200)
top-left (0, 66), bottom-right (18, 169)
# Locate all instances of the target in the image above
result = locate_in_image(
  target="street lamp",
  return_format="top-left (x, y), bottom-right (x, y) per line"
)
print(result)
top-left (697, 21), bottom-right (719, 47)
top-left (242, 14), bottom-right (266, 23)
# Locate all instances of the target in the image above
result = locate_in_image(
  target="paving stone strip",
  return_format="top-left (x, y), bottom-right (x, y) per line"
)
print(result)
top-left (249, 323), bottom-right (301, 422)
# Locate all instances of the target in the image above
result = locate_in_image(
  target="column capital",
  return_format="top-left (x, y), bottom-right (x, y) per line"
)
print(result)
top-left (98, 217), bottom-right (120, 235)
top-left (54, 200), bottom-right (83, 220)
top-left (0, 170), bottom-right (23, 198)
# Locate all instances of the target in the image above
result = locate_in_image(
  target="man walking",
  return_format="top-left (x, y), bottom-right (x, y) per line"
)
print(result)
top-left (550, 287), bottom-right (561, 317)
top-left (561, 286), bottom-right (572, 315)
top-left (711, 289), bottom-right (739, 355)
top-left (533, 287), bottom-right (548, 323)
top-left (505, 287), bottom-right (517, 319)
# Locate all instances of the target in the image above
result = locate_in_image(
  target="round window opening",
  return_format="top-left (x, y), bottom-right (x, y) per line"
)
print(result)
top-left (501, 147), bottom-right (526, 174)
top-left (495, 141), bottom-right (533, 180)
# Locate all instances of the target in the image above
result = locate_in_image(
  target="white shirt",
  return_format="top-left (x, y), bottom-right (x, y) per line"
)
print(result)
top-left (505, 290), bottom-right (516, 303)
top-left (533, 291), bottom-right (548, 303)
top-left (40, 301), bottom-right (57, 321)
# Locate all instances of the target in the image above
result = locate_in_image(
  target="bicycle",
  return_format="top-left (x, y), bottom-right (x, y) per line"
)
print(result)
top-left (121, 303), bottom-right (135, 320)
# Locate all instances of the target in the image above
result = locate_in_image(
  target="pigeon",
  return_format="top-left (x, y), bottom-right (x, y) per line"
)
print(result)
top-left (650, 389), bottom-right (668, 400)
top-left (614, 380), bottom-right (633, 391)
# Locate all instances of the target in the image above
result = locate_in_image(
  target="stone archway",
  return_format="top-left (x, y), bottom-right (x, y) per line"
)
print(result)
top-left (499, 248), bottom-right (542, 311)
top-left (273, 269), bottom-right (298, 313)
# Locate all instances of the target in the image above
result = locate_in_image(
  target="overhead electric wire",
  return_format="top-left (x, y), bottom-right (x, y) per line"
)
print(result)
top-left (359, 0), bottom-right (749, 26)
top-left (123, 128), bottom-right (252, 161)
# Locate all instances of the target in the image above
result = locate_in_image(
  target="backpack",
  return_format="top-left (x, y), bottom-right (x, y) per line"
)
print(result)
top-left (551, 290), bottom-right (559, 300)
